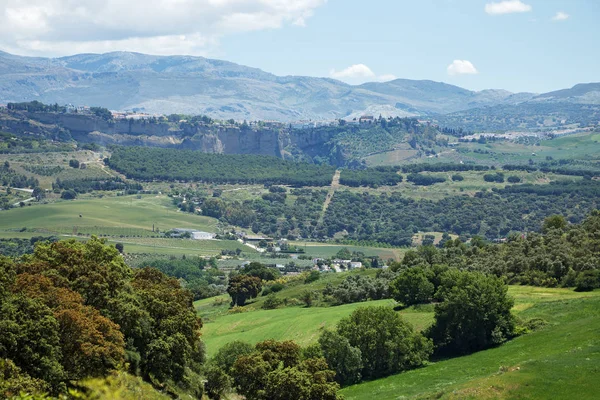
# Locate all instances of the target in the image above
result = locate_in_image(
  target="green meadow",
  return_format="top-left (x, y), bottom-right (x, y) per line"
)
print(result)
top-left (341, 287), bottom-right (600, 400)
top-left (197, 285), bottom-right (600, 399)
top-left (0, 194), bottom-right (218, 233)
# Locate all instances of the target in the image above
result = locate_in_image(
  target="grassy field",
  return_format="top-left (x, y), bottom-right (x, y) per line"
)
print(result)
top-left (338, 169), bottom-right (579, 201)
top-left (288, 241), bottom-right (404, 261)
top-left (200, 299), bottom-right (436, 358)
top-left (341, 287), bottom-right (600, 400)
top-left (364, 148), bottom-right (418, 166)
top-left (195, 285), bottom-right (600, 398)
top-left (0, 194), bottom-right (218, 233)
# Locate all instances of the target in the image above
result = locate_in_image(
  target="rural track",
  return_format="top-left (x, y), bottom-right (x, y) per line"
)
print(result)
top-left (318, 169), bottom-right (340, 226)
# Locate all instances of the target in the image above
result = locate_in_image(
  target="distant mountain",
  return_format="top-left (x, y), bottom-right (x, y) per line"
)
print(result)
top-left (533, 83), bottom-right (600, 104)
top-left (0, 51), bottom-right (597, 121)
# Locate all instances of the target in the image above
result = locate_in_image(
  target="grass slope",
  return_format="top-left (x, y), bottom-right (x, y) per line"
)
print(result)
top-left (0, 194), bottom-right (218, 233)
top-left (341, 288), bottom-right (600, 400)
top-left (201, 299), bottom-right (436, 358)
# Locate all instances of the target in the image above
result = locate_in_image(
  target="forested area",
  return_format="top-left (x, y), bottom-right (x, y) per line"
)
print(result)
top-left (108, 147), bottom-right (336, 186)
top-left (397, 211), bottom-right (600, 291)
top-left (406, 173), bottom-right (446, 186)
top-left (176, 187), bottom-right (327, 238)
top-left (0, 236), bottom-right (58, 257)
top-left (0, 238), bottom-right (206, 398)
top-left (53, 177), bottom-right (143, 194)
top-left (339, 167), bottom-right (403, 187)
top-left (0, 131), bottom-right (73, 154)
top-left (322, 182), bottom-right (600, 245)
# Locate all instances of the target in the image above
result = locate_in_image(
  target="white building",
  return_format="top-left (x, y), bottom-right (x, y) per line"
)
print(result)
top-left (350, 262), bottom-right (363, 270)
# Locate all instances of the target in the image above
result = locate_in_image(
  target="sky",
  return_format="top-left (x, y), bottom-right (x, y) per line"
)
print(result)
top-left (0, 0), bottom-right (598, 93)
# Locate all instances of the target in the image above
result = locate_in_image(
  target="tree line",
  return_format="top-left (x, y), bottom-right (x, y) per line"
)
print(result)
top-left (107, 147), bottom-right (336, 186)
top-left (53, 177), bottom-right (143, 194)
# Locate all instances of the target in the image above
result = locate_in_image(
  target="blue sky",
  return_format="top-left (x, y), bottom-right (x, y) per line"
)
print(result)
top-left (216, 0), bottom-right (600, 93)
top-left (0, 0), bottom-right (598, 93)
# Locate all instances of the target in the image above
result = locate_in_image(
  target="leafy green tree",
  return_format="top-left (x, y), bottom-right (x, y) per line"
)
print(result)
top-left (428, 271), bottom-right (516, 355)
top-left (300, 290), bottom-right (315, 307)
top-left (575, 270), bottom-right (600, 292)
top-left (227, 275), bottom-right (262, 306)
top-left (543, 214), bottom-right (567, 233)
top-left (336, 306), bottom-right (432, 379)
top-left (231, 340), bottom-right (341, 400)
top-left (0, 294), bottom-right (65, 389)
top-left (0, 359), bottom-right (51, 398)
top-left (132, 267), bottom-right (205, 382)
top-left (60, 189), bottom-right (77, 200)
top-left (212, 341), bottom-right (255, 374)
top-left (241, 262), bottom-right (280, 281)
top-left (203, 364), bottom-right (231, 400)
top-left (318, 330), bottom-right (362, 385)
top-left (390, 267), bottom-right (435, 306)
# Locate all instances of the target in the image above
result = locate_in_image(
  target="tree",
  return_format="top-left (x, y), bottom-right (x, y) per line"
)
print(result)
top-left (575, 270), bottom-right (600, 292)
top-left (204, 364), bottom-right (231, 400)
top-left (230, 340), bottom-right (341, 400)
top-left (336, 306), bottom-right (432, 379)
top-left (69, 159), bottom-right (80, 169)
top-left (241, 262), bottom-right (280, 281)
top-left (132, 267), bottom-right (205, 382)
top-left (212, 341), bottom-right (255, 374)
top-left (543, 214), bottom-right (567, 233)
top-left (428, 270), bottom-right (516, 355)
top-left (389, 267), bottom-right (435, 306)
top-left (227, 275), bottom-right (262, 306)
top-left (300, 290), bottom-right (315, 307)
top-left (32, 187), bottom-right (45, 201)
top-left (115, 243), bottom-right (124, 254)
top-left (61, 189), bottom-right (77, 200)
top-left (318, 330), bottom-right (362, 386)
top-left (14, 273), bottom-right (125, 380)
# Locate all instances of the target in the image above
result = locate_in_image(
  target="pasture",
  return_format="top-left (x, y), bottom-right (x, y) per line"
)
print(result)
top-left (341, 287), bottom-right (600, 400)
top-left (0, 194), bottom-right (218, 233)
top-left (196, 285), bottom-right (600, 399)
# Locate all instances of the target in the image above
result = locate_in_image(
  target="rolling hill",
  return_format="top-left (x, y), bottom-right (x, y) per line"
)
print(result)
top-left (3, 50), bottom-right (598, 122)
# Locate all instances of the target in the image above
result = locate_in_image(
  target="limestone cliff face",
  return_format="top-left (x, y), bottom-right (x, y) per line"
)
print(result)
top-left (2, 111), bottom-right (340, 161)
top-left (13, 112), bottom-right (286, 157)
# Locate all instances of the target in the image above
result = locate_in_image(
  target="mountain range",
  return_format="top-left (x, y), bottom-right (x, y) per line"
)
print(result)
top-left (1, 50), bottom-right (599, 122)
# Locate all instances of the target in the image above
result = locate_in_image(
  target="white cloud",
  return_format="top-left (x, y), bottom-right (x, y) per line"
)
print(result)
top-left (329, 64), bottom-right (395, 83)
top-left (485, 0), bottom-right (532, 15)
top-left (0, 0), bottom-right (327, 57)
top-left (447, 60), bottom-right (479, 76)
top-left (330, 64), bottom-right (376, 79)
top-left (552, 11), bottom-right (570, 21)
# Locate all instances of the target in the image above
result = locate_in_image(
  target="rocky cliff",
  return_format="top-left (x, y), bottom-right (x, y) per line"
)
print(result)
top-left (1, 110), bottom-right (327, 159)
